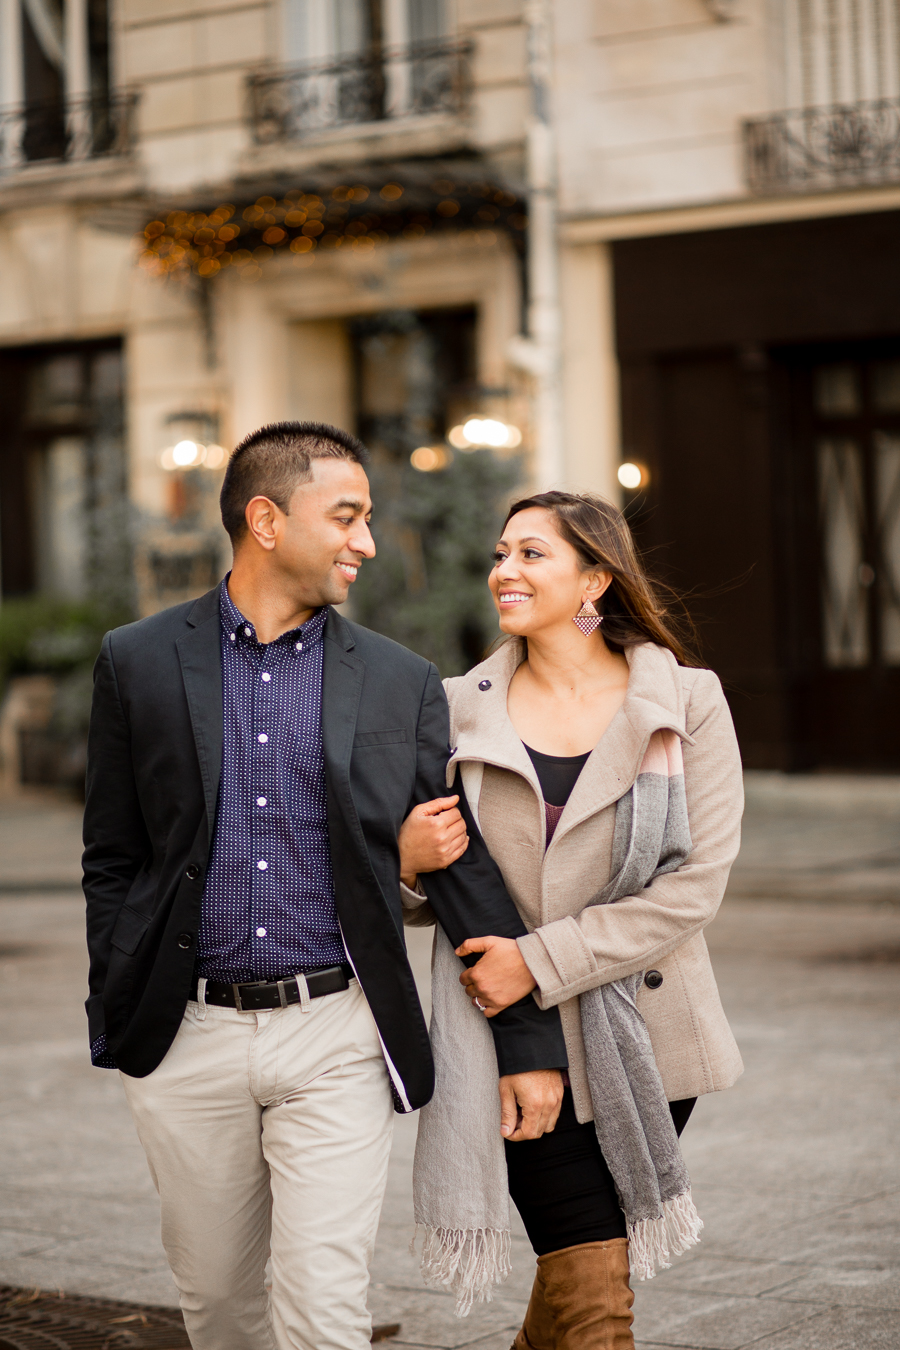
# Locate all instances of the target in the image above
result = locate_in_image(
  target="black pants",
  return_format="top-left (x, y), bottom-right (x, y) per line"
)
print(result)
top-left (504, 1090), bottom-right (696, 1257)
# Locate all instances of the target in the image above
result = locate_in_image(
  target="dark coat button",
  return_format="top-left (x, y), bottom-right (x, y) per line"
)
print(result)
top-left (186, 864), bottom-right (200, 880)
top-left (644, 970), bottom-right (663, 990)
top-left (478, 680), bottom-right (492, 691)
top-left (177, 933), bottom-right (193, 950)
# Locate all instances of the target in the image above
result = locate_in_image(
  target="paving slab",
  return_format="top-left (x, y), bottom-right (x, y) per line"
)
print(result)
top-left (0, 779), bottom-right (898, 1349)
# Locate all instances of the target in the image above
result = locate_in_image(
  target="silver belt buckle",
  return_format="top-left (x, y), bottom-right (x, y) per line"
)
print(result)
top-left (232, 982), bottom-right (246, 1012)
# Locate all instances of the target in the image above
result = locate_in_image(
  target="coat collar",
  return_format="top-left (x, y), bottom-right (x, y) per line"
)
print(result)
top-left (451, 639), bottom-right (695, 842)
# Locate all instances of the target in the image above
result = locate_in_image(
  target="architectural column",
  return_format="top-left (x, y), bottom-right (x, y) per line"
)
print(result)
top-left (559, 241), bottom-right (620, 501)
top-left (64, 0), bottom-right (91, 156)
top-left (0, 0), bottom-right (24, 164)
top-left (508, 0), bottom-right (564, 490)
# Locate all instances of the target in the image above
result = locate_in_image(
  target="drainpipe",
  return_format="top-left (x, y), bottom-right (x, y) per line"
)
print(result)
top-left (508, 0), bottom-right (563, 488)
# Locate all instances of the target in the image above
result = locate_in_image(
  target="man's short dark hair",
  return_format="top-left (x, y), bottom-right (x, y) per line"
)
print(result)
top-left (220, 421), bottom-right (370, 543)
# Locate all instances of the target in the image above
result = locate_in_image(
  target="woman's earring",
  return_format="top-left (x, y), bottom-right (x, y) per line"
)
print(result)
top-left (573, 599), bottom-right (603, 635)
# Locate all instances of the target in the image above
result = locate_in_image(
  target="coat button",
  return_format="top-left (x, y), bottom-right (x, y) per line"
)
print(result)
top-left (478, 680), bottom-right (492, 691)
top-left (644, 970), bottom-right (663, 990)
top-left (186, 864), bottom-right (200, 880)
top-left (177, 933), bottom-right (193, 950)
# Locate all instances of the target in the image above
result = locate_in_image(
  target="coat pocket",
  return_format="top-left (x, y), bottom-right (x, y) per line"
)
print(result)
top-left (110, 905), bottom-right (152, 956)
top-left (353, 729), bottom-right (408, 748)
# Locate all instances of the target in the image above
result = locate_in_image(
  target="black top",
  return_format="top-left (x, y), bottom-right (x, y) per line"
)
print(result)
top-left (524, 744), bottom-right (591, 807)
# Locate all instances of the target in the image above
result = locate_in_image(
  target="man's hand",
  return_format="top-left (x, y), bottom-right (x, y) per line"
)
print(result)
top-left (456, 935), bottom-right (536, 1014)
top-left (398, 796), bottom-right (468, 888)
top-left (499, 1069), bottom-right (564, 1140)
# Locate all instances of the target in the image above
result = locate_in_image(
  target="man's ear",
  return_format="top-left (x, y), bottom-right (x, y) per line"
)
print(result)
top-left (244, 496), bottom-right (280, 552)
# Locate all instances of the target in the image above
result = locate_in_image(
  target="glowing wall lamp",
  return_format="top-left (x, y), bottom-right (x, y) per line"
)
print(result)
top-left (617, 462), bottom-right (649, 490)
top-left (159, 414), bottom-right (228, 471)
top-left (447, 417), bottom-right (522, 450)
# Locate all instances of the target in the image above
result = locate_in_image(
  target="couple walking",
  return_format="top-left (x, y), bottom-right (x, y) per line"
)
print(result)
top-left (83, 421), bottom-right (743, 1350)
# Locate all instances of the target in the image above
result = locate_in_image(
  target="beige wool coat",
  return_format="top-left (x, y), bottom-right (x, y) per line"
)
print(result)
top-left (403, 638), bottom-right (744, 1122)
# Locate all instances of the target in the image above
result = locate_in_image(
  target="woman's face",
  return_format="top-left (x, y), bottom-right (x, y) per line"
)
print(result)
top-left (489, 507), bottom-right (610, 637)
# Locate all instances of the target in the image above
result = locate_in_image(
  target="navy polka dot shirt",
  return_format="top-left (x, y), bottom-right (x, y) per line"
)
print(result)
top-left (196, 581), bottom-right (347, 983)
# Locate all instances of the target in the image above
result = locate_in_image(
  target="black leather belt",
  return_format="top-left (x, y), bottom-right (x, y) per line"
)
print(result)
top-left (191, 964), bottom-right (354, 1012)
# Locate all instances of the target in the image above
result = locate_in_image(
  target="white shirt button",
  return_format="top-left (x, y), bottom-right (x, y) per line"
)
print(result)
top-left (256, 927), bottom-right (267, 937)
top-left (257, 797), bottom-right (267, 807)
top-left (257, 860), bottom-right (268, 870)
top-left (295, 642), bottom-right (302, 651)
top-left (244, 626), bottom-right (252, 636)
top-left (261, 672), bottom-right (271, 682)
top-left (229, 632), bottom-right (236, 642)
top-left (258, 733), bottom-right (268, 743)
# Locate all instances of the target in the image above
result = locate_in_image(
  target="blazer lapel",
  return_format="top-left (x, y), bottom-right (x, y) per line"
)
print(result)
top-left (322, 609), bottom-right (366, 839)
top-left (176, 587), bottom-right (224, 842)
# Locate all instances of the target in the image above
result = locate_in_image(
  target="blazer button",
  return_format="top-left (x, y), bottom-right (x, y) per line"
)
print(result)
top-left (478, 680), bottom-right (492, 691)
top-left (644, 970), bottom-right (663, 990)
top-left (186, 864), bottom-right (200, 881)
top-left (177, 932), bottom-right (193, 950)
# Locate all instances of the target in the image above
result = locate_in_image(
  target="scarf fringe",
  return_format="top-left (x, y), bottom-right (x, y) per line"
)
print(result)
top-left (414, 1224), bottom-right (511, 1317)
top-left (627, 1188), bottom-right (703, 1282)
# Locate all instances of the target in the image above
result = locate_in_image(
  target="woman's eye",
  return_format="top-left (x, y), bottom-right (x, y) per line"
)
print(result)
top-left (491, 551), bottom-right (507, 563)
top-left (523, 548), bottom-right (544, 559)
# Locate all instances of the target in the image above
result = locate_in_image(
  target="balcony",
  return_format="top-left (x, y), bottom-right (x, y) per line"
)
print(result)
top-left (744, 99), bottom-right (900, 195)
top-left (247, 38), bottom-right (473, 146)
top-left (0, 92), bottom-right (138, 173)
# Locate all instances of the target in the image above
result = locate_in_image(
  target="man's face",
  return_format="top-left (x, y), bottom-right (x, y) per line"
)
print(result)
top-left (271, 457), bottom-right (375, 607)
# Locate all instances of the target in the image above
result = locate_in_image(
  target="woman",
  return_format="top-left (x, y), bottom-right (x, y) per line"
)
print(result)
top-left (398, 491), bottom-right (744, 1350)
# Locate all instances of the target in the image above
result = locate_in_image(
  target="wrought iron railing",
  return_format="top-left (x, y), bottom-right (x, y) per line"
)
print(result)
top-left (0, 91), bottom-right (138, 170)
top-left (248, 37), bottom-right (473, 144)
top-left (744, 99), bottom-right (900, 194)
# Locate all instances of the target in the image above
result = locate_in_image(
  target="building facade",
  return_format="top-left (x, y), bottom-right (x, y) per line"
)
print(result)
top-left (2, 0), bottom-right (900, 768)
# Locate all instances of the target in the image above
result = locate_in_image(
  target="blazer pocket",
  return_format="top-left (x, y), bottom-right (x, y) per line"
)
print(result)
top-left (110, 905), bottom-right (152, 956)
top-left (353, 729), bottom-right (408, 748)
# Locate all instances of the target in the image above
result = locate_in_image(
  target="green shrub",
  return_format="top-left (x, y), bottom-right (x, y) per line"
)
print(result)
top-left (0, 596), bottom-right (126, 684)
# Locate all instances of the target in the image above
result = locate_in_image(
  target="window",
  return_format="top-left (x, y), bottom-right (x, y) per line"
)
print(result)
top-left (284, 0), bottom-right (446, 62)
top-left (0, 0), bottom-right (120, 165)
top-left (781, 0), bottom-right (900, 108)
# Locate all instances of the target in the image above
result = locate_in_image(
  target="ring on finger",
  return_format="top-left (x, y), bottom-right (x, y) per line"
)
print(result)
top-left (474, 997), bottom-right (486, 1012)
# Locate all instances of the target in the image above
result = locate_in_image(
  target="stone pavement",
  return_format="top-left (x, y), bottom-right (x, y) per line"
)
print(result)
top-left (0, 774), bottom-right (898, 1348)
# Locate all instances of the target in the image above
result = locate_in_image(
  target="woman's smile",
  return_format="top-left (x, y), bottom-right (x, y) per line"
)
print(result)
top-left (498, 591), bottom-right (532, 605)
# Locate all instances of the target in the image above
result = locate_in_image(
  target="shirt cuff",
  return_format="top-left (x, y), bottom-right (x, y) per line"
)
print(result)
top-left (90, 1033), bottom-right (117, 1070)
top-left (400, 879), bottom-right (436, 927)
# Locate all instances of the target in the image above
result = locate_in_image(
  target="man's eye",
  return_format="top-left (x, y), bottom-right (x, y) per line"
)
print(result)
top-left (337, 517), bottom-right (353, 525)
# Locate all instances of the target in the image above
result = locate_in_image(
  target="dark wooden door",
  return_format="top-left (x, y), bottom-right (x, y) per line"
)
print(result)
top-left (780, 344), bottom-right (900, 768)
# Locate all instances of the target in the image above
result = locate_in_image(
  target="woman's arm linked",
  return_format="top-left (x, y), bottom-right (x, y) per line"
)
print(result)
top-left (410, 670), bottom-right (743, 1016)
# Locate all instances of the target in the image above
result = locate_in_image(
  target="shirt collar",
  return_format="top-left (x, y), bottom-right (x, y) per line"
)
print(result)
top-left (219, 577), bottom-right (328, 649)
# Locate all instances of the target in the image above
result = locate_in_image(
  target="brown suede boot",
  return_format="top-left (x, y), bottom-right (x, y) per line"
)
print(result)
top-left (534, 1239), bottom-right (634, 1349)
top-left (512, 1262), bottom-right (556, 1350)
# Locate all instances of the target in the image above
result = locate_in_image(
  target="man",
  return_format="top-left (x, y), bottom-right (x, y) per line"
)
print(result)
top-left (83, 422), bottom-right (566, 1350)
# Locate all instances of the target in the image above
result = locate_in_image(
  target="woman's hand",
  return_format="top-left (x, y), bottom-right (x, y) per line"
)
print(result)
top-left (455, 935), bottom-right (537, 1014)
top-left (398, 795), bottom-right (469, 888)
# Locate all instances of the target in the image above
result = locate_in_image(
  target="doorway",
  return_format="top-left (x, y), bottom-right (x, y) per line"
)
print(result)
top-left (780, 343), bottom-right (900, 768)
top-left (0, 341), bottom-right (132, 609)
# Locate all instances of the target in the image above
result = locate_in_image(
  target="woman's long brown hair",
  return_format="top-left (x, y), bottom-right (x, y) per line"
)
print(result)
top-left (502, 490), bottom-right (699, 666)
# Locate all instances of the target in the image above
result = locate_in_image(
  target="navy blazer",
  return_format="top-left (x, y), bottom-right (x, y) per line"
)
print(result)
top-left (82, 585), bottom-right (567, 1106)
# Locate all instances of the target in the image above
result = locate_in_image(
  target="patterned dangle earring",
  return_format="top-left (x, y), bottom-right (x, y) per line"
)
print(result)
top-left (573, 598), bottom-right (603, 636)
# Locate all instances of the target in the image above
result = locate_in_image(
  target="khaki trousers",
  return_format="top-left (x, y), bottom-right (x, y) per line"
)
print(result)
top-left (120, 980), bottom-right (394, 1350)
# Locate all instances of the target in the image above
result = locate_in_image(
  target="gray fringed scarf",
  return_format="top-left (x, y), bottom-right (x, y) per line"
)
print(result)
top-left (412, 729), bottom-right (703, 1315)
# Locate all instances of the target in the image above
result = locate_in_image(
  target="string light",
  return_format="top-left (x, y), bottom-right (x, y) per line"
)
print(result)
top-left (410, 446), bottom-right (451, 472)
